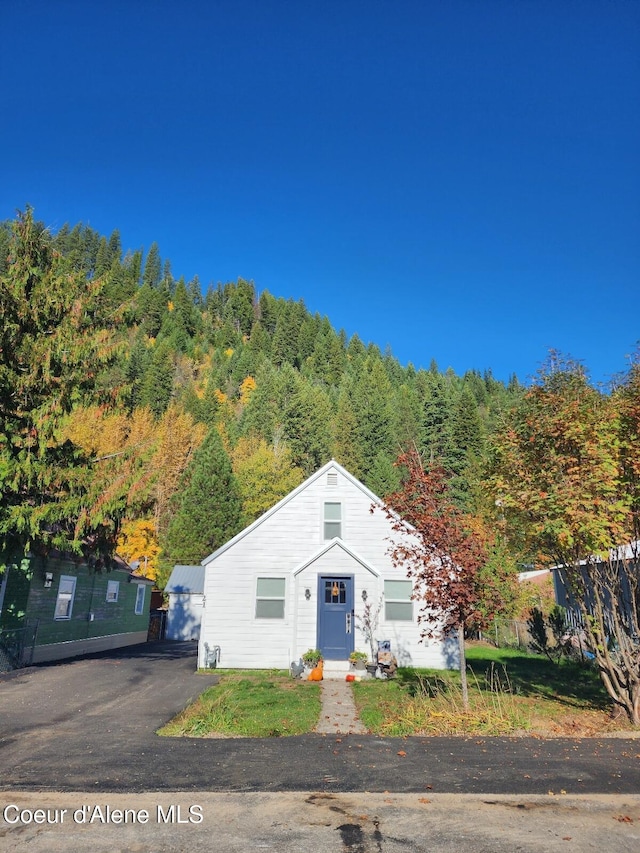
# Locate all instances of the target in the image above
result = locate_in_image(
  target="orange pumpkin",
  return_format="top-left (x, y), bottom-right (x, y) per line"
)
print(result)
top-left (308, 660), bottom-right (324, 681)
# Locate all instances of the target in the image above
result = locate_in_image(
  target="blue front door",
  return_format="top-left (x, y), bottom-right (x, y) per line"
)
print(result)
top-left (317, 576), bottom-right (354, 660)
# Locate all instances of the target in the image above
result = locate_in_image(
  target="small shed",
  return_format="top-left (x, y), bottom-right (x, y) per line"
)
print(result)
top-left (164, 565), bottom-right (205, 641)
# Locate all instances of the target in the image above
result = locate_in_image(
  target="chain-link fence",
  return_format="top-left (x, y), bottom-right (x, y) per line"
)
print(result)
top-left (480, 619), bottom-right (535, 651)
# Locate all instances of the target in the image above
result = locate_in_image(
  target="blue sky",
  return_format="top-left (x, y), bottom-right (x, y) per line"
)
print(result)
top-left (2, 0), bottom-right (638, 385)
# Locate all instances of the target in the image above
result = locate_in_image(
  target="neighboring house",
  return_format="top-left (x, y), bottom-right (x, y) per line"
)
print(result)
top-left (164, 564), bottom-right (205, 641)
top-left (0, 550), bottom-right (154, 667)
top-left (198, 460), bottom-right (455, 670)
top-left (552, 542), bottom-right (639, 630)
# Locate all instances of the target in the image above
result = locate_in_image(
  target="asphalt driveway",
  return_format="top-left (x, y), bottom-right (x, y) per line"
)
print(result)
top-left (1, 642), bottom-right (640, 795)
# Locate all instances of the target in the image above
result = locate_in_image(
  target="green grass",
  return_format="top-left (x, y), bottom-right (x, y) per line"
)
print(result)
top-left (465, 644), bottom-right (610, 711)
top-left (353, 668), bottom-right (530, 736)
top-left (158, 670), bottom-right (321, 738)
top-left (353, 644), bottom-right (625, 737)
top-left (158, 648), bottom-right (632, 739)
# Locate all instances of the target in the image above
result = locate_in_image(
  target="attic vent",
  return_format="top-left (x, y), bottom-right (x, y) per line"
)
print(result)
top-left (327, 472), bottom-right (338, 487)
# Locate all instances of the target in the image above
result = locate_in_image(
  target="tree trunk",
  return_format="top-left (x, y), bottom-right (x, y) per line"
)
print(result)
top-left (458, 624), bottom-right (469, 711)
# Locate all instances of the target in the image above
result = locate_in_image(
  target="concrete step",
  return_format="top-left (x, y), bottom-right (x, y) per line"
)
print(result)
top-left (322, 660), bottom-right (358, 680)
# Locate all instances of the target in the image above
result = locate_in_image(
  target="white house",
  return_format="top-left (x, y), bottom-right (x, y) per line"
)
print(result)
top-left (165, 564), bottom-right (205, 641)
top-left (198, 460), bottom-right (455, 670)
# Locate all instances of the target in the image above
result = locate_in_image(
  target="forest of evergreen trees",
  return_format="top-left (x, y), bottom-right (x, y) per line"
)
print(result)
top-left (5, 208), bottom-right (640, 714)
top-left (0, 209), bottom-right (523, 589)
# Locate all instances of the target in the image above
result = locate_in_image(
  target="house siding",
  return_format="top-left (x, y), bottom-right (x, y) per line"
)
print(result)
top-left (199, 462), bottom-right (453, 670)
top-left (165, 593), bottom-right (204, 641)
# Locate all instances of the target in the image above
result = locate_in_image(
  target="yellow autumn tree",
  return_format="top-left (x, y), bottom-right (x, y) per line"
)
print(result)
top-left (117, 518), bottom-right (161, 582)
top-left (61, 405), bottom-right (158, 538)
top-left (231, 435), bottom-right (304, 523)
top-left (239, 375), bottom-right (257, 406)
top-left (150, 404), bottom-right (207, 535)
top-left (61, 403), bottom-right (206, 545)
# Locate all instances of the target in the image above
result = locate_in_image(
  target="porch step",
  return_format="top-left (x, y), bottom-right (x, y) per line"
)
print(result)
top-left (322, 660), bottom-right (352, 680)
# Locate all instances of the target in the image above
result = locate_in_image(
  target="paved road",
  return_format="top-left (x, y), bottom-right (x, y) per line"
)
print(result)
top-left (1, 642), bottom-right (639, 795)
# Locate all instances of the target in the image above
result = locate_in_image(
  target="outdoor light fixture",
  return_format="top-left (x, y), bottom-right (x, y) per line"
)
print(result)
top-left (361, 589), bottom-right (368, 602)
top-left (305, 588), bottom-right (311, 600)
top-left (44, 572), bottom-right (53, 588)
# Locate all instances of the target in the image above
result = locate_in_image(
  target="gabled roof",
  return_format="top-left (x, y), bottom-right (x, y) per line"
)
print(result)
top-left (165, 564), bottom-right (206, 594)
top-left (292, 538), bottom-right (381, 578)
top-left (202, 459), bottom-right (384, 566)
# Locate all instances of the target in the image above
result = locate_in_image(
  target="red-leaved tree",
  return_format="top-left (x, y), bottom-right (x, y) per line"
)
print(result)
top-left (378, 449), bottom-right (510, 708)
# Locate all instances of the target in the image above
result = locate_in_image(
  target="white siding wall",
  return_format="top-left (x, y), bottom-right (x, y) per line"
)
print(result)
top-left (166, 593), bottom-right (204, 641)
top-left (199, 464), bottom-right (452, 669)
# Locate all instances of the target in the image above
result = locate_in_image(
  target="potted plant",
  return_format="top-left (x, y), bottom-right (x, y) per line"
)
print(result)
top-left (349, 650), bottom-right (368, 670)
top-left (302, 649), bottom-right (323, 669)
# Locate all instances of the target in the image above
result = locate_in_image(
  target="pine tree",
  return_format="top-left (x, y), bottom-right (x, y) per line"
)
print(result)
top-left (0, 209), bottom-right (124, 555)
top-left (421, 373), bottom-right (453, 465)
top-left (137, 282), bottom-right (165, 337)
top-left (139, 342), bottom-right (174, 417)
top-left (351, 356), bottom-right (395, 479)
top-left (393, 383), bottom-right (422, 454)
top-left (108, 229), bottom-right (122, 263)
top-left (449, 387), bottom-right (485, 509)
top-left (160, 429), bottom-right (243, 579)
top-left (272, 300), bottom-right (300, 367)
top-left (257, 290), bottom-right (279, 335)
top-left (123, 248), bottom-right (143, 289)
top-left (332, 380), bottom-right (364, 477)
top-left (366, 451), bottom-right (401, 498)
top-left (0, 223), bottom-right (9, 275)
top-left (125, 335), bottom-right (151, 409)
top-left (94, 236), bottom-right (111, 276)
top-left (173, 277), bottom-right (196, 338)
top-left (223, 278), bottom-right (255, 335)
top-left (142, 242), bottom-right (162, 289)
top-left (283, 380), bottom-right (332, 475)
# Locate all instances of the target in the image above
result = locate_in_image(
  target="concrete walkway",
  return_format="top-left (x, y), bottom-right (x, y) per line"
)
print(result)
top-left (314, 676), bottom-right (368, 734)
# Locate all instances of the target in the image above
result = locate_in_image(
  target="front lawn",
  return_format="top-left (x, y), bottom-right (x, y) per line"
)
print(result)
top-left (158, 647), bottom-right (636, 738)
top-left (353, 644), bottom-right (633, 737)
top-left (158, 670), bottom-right (321, 738)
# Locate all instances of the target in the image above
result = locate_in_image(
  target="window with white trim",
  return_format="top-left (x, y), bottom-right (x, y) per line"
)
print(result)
top-left (384, 580), bottom-right (413, 621)
top-left (106, 580), bottom-right (119, 602)
top-left (134, 583), bottom-right (146, 615)
top-left (54, 575), bottom-right (76, 620)
top-left (323, 501), bottom-right (342, 539)
top-left (255, 577), bottom-right (285, 618)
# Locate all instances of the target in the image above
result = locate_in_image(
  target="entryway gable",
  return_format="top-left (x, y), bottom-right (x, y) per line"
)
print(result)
top-left (292, 539), bottom-right (381, 578)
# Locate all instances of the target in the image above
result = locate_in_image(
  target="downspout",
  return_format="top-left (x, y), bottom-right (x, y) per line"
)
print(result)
top-left (291, 573), bottom-right (299, 667)
top-left (87, 566), bottom-right (98, 640)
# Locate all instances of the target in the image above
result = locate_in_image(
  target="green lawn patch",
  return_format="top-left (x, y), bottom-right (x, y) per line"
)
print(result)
top-left (158, 670), bottom-right (321, 738)
top-left (159, 648), bottom-right (634, 739)
top-left (353, 644), bottom-right (631, 737)
top-left (465, 644), bottom-right (610, 711)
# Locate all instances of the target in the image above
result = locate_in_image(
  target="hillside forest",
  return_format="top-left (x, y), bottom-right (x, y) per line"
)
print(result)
top-left (1, 209), bottom-right (637, 620)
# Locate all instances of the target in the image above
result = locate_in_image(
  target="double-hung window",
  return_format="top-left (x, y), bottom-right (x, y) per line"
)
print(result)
top-left (255, 578), bottom-right (285, 619)
top-left (54, 575), bottom-right (76, 620)
top-left (323, 502), bottom-right (342, 539)
top-left (134, 584), bottom-right (146, 615)
top-left (106, 580), bottom-right (119, 602)
top-left (384, 580), bottom-right (413, 621)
